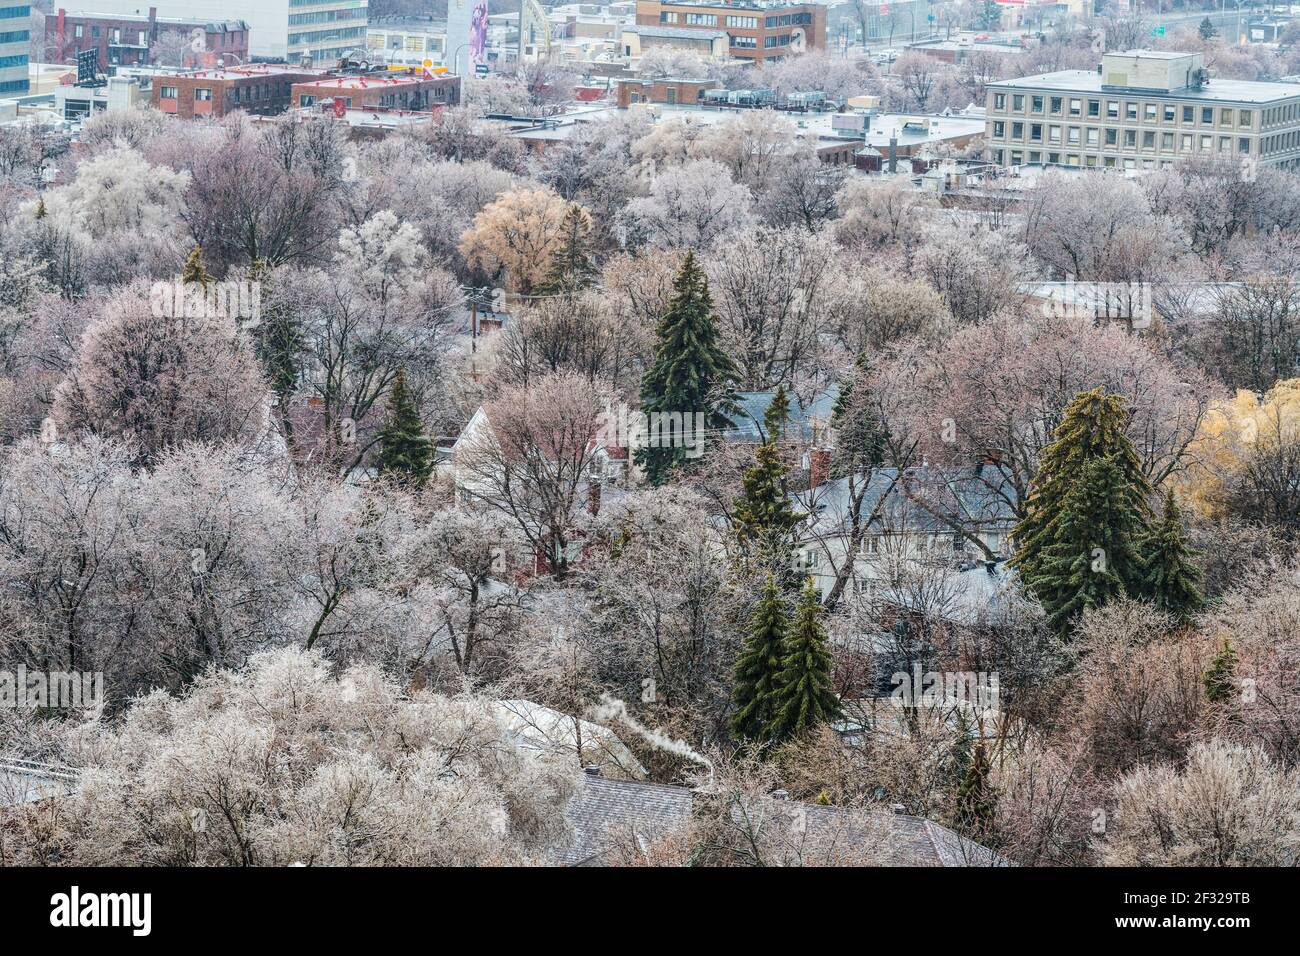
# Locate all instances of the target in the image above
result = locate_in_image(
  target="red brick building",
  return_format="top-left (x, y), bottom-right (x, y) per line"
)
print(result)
top-left (152, 65), bottom-right (321, 119)
top-left (290, 72), bottom-right (461, 112)
top-left (616, 77), bottom-right (720, 108)
top-left (46, 8), bottom-right (249, 69)
top-left (633, 0), bottom-right (826, 63)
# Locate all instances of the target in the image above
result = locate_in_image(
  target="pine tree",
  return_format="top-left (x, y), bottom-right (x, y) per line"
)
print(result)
top-left (1032, 453), bottom-right (1149, 631)
top-left (953, 743), bottom-right (996, 842)
top-left (636, 251), bottom-right (737, 485)
top-left (1199, 17), bottom-right (1218, 41)
top-left (537, 204), bottom-right (595, 298)
top-left (182, 245), bottom-right (213, 290)
top-left (831, 351), bottom-right (888, 478)
top-left (34, 196), bottom-right (46, 220)
top-left (731, 575), bottom-right (789, 743)
top-left (375, 370), bottom-right (433, 487)
top-left (733, 440), bottom-right (803, 543)
top-left (1142, 489), bottom-right (1204, 619)
top-left (1014, 388), bottom-right (1153, 631)
top-left (1204, 639), bottom-right (1238, 706)
top-left (769, 579), bottom-right (842, 741)
top-left (764, 383), bottom-right (790, 441)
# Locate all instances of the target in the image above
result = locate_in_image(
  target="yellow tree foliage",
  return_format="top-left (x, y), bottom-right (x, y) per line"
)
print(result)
top-left (458, 188), bottom-right (584, 295)
top-left (1177, 379), bottom-right (1300, 517)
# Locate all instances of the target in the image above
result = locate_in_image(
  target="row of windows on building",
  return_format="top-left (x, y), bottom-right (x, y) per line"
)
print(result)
top-left (0, 29), bottom-right (28, 43)
top-left (992, 91), bottom-right (1265, 130)
top-left (287, 25), bottom-right (365, 46)
top-left (996, 148), bottom-right (1242, 171)
top-left (0, 6), bottom-right (30, 19)
top-left (991, 120), bottom-right (1257, 155)
top-left (368, 34), bottom-right (443, 53)
top-left (288, 8), bottom-right (368, 26)
top-left (658, 10), bottom-right (812, 28)
top-left (159, 81), bottom-right (292, 103)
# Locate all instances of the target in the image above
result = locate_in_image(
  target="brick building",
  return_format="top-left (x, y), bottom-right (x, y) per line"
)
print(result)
top-left (290, 72), bottom-right (461, 112)
top-left (46, 8), bottom-right (249, 69)
top-left (152, 64), bottom-right (320, 119)
top-left (633, 0), bottom-right (826, 62)
top-left (616, 76), bottom-right (720, 107)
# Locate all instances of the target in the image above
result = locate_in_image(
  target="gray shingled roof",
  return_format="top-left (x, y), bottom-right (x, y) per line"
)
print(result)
top-left (556, 774), bottom-right (1009, 866)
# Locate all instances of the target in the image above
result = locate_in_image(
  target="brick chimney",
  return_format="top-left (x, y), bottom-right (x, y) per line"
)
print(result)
top-left (809, 449), bottom-right (831, 489)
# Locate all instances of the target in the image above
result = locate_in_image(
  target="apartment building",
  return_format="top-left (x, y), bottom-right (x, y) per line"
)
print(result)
top-left (45, 9), bottom-right (249, 68)
top-left (60, 0), bottom-right (368, 63)
top-left (150, 64), bottom-right (321, 118)
top-left (634, 0), bottom-right (825, 62)
top-left (986, 50), bottom-right (1300, 172)
top-left (291, 71), bottom-right (460, 111)
top-left (0, 3), bottom-right (30, 96)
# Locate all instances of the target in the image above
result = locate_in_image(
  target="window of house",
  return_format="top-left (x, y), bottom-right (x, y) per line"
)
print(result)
top-left (1086, 127), bottom-right (1099, 146)
top-left (1105, 128), bottom-right (1117, 146)
top-left (1240, 109), bottom-right (1253, 127)
top-left (993, 121), bottom-right (1005, 137)
top-left (1067, 126), bottom-right (1080, 145)
top-left (1069, 98), bottom-right (1081, 116)
top-left (1123, 129), bottom-right (1136, 147)
top-left (1012, 121), bottom-right (1023, 138)
top-left (1239, 137), bottom-right (1251, 153)
top-left (159, 85), bottom-right (177, 99)
top-left (994, 93), bottom-right (1006, 109)
top-left (1202, 107), bottom-right (1214, 124)
top-left (1048, 125), bottom-right (1061, 143)
top-left (1200, 134), bottom-right (1212, 150)
top-left (1030, 123), bottom-right (1042, 141)
top-left (1183, 105), bottom-right (1194, 122)
top-left (1181, 133), bottom-right (1192, 150)
top-left (1012, 94), bottom-right (1024, 110)
top-left (1163, 104), bottom-right (1176, 121)
top-left (1050, 96), bottom-right (1063, 114)
top-left (1088, 99), bottom-right (1100, 117)
top-left (1161, 131), bottom-right (1173, 149)
top-left (1031, 95), bottom-right (1043, 113)
top-left (1144, 103), bottom-right (1157, 121)
top-left (194, 88), bottom-right (212, 101)
top-left (1126, 102), bottom-right (1138, 120)
top-left (1106, 100), bottom-right (1118, 118)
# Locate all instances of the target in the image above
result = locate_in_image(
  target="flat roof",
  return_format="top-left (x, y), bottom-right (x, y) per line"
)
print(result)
top-left (988, 68), bottom-right (1300, 104)
top-left (295, 74), bottom-right (454, 90)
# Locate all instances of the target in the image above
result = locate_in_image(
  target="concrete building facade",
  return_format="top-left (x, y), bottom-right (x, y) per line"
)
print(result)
top-left (0, 3), bottom-right (30, 95)
top-left (986, 49), bottom-right (1300, 171)
top-left (634, 0), bottom-right (825, 62)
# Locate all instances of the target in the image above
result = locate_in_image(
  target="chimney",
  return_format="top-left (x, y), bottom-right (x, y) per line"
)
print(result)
top-left (771, 789), bottom-right (790, 801)
top-left (56, 9), bottom-right (66, 61)
top-left (888, 136), bottom-right (898, 173)
top-left (582, 764), bottom-right (602, 776)
top-left (809, 448), bottom-right (831, 489)
top-left (587, 480), bottom-right (602, 516)
top-left (891, 803), bottom-right (907, 815)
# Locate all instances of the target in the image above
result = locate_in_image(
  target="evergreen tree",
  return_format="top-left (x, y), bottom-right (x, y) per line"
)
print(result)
top-left (731, 575), bottom-right (789, 743)
top-left (182, 245), bottom-right (213, 289)
top-left (1142, 489), bottom-right (1204, 619)
top-left (769, 579), bottom-right (842, 741)
top-left (733, 440), bottom-right (803, 543)
top-left (537, 204), bottom-right (595, 298)
top-left (34, 196), bottom-right (46, 220)
top-left (1204, 639), bottom-right (1238, 707)
top-left (831, 351), bottom-right (888, 478)
top-left (375, 370), bottom-right (433, 487)
top-left (1032, 453), bottom-right (1149, 631)
top-left (764, 383), bottom-right (790, 441)
top-left (636, 251), bottom-right (737, 484)
top-left (1014, 388), bottom-right (1153, 630)
top-left (1199, 17), bottom-right (1218, 40)
top-left (953, 743), bottom-right (996, 842)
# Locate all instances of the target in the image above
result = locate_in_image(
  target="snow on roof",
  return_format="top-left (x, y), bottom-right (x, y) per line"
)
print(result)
top-left (494, 700), bottom-right (647, 780)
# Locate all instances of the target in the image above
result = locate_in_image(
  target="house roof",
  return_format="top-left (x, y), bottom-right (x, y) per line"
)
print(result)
top-left (794, 465), bottom-right (1018, 539)
top-left (722, 384), bottom-right (839, 444)
top-left (0, 759), bottom-right (78, 807)
top-left (556, 774), bottom-right (1009, 866)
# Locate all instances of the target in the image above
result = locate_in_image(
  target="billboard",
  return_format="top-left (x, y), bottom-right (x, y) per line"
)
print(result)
top-left (447, 0), bottom-right (489, 76)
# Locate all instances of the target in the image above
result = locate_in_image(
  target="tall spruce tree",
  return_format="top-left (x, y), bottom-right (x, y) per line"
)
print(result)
top-left (733, 441), bottom-right (803, 543)
top-left (1031, 453), bottom-right (1149, 631)
top-left (731, 575), bottom-right (789, 743)
top-left (831, 351), bottom-right (888, 478)
top-left (764, 383), bottom-right (790, 441)
top-left (1014, 388), bottom-right (1153, 631)
top-left (636, 251), bottom-right (737, 485)
top-left (1142, 489), bottom-right (1204, 619)
top-left (537, 204), bottom-right (595, 298)
top-left (769, 578), bottom-right (842, 741)
top-left (375, 370), bottom-right (433, 487)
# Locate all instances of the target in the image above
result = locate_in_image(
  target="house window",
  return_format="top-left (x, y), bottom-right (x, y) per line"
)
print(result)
top-left (1050, 96), bottom-right (1062, 114)
top-left (159, 85), bottom-right (178, 99)
top-left (1183, 105), bottom-right (1194, 122)
top-left (1012, 94), bottom-right (1024, 110)
top-left (1031, 95), bottom-right (1043, 113)
top-left (194, 87), bottom-right (212, 101)
top-left (1069, 97), bottom-right (1081, 116)
top-left (1088, 99), bottom-right (1100, 117)
top-left (993, 93), bottom-right (1006, 110)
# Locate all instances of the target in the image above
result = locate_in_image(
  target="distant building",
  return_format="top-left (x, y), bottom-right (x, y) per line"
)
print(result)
top-left (615, 75), bottom-right (720, 107)
top-left (0, 3), bottom-right (30, 96)
top-left (986, 49), bottom-right (1300, 171)
top-left (45, 9), bottom-right (249, 69)
top-left (620, 24), bottom-right (729, 59)
top-left (634, 0), bottom-right (826, 62)
top-left (150, 63), bottom-right (322, 119)
top-left (365, 17), bottom-right (447, 68)
top-left (290, 72), bottom-right (460, 112)
top-left (53, 0), bottom-right (368, 64)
